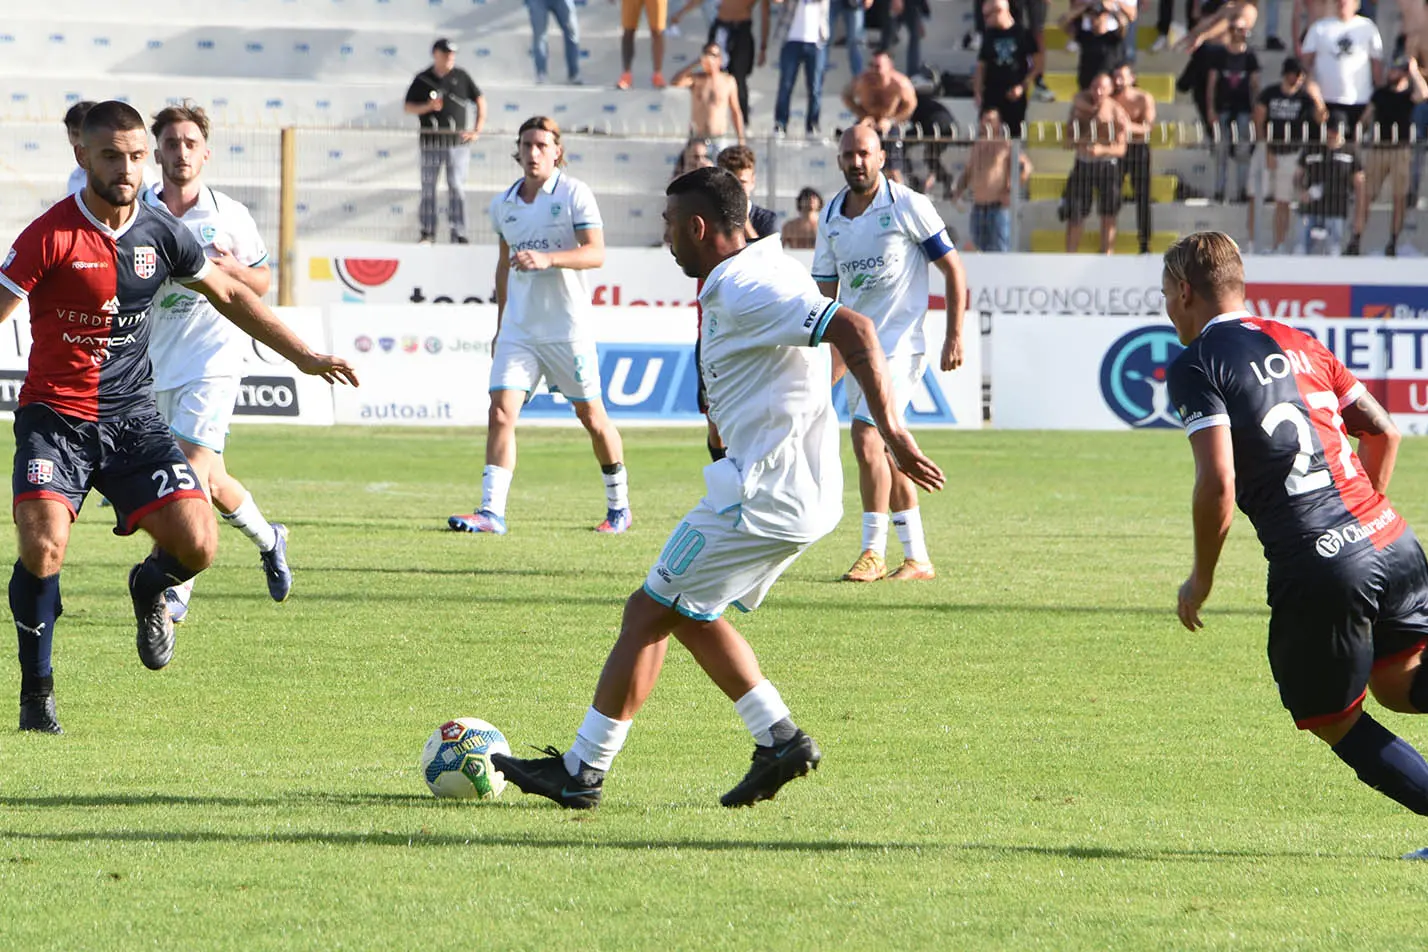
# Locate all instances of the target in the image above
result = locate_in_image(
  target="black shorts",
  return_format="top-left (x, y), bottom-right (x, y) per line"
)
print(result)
top-left (1267, 525), bottom-right (1428, 730)
top-left (1063, 157), bottom-right (1123, 221)
top-left (12, 403), bottom-right (206, 536)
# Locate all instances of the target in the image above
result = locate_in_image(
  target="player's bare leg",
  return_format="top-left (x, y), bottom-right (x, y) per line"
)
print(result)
top-left (13, 499), bottom-right (72, 733)
top-left (128, 496), bottom-right (216, 671)
top-left (650, 28), bottom-right (666, 87)
top-left (450, 389), bottom-right (526, 534)
top-left (573, 398), bottom-right (632, 534)
top-left (165, 439), bottom-right (289, 619)
top-left (618, 29), bottom-right (637, 88)
top-left (843, 420), bottom-right (892, 581)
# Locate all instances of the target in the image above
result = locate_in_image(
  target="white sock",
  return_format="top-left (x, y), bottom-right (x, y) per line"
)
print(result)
top-left (169, 578), bottom-right (195, 605)
top-left (861, 512), bottom-right (889, 556)
top-left (602, 464), bottom-right (629, 510)
top-left (565, 706), bottom-right (632, 774)
top-left (734, 680), bottom-right (792, 747)
top-left (892, 507), bottom-right (929, 563)
top-left (481, 464), bottom-right (513, 518)
top-left (220, 493), bottom-right (277, 551)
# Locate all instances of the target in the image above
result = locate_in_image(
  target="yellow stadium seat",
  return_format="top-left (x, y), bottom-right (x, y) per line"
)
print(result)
top-left (1029, 229), bottom-right (1182, 253)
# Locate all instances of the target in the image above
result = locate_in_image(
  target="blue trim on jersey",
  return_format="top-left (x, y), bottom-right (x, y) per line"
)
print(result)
top-left (170, 426), bottom-right (225, 454)
top-left (809, 300), bottom-right (840, 347)
top-left (851, 412), bottom-right (877, 426)
top-left (826, 188), bottom-right (846, 223)
top-left (811, 273), bottom-right (837, 282)
top-left (919, 230), bottom-right (955, 260)
top-left (563, 394), bottom-right (597, 402)
top-left (573, 223), bottom-right (599, 230)
top-left (249, 253), bottom-right (270, 268)
top-left (642, 582), bottom-right (725, 622)
top-left (489, 385), bottom-right (532, 393)
top-left (730, 599), bottom-right (752, 614)
top-left (502, 178), bottom-right (523, 202)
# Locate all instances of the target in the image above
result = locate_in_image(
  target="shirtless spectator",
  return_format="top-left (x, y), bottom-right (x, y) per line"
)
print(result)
top-left (671, 137), bottom-right (716, 178)
top-left (1113, 62), bottom-right (1156, 254)
top-left (1062, 72), bottom-right (1129, 253)
top-left (780, 187), bottom-right (824, 248)
top-left (671, 42), bottom-right (746, 145)
top-left (843, 50), bottom-right (918, 180)
top-left (670, 0), bottom-right (770, 122)
top-left (952, 107), bottom-right (1033, 252)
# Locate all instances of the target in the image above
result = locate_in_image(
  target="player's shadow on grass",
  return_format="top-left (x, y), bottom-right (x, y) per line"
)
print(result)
top-left (0, 792), bottom-right (432, 809)
top-left (302, 565), bottom-right (632, 581)
top-left (0, 826), bottom-right (1356, 859)
top-left (774, 598), bottom-right (1268, 618)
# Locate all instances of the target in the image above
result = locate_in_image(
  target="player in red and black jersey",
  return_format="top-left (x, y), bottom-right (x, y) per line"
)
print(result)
top-left (1165, 232), bottom-right (1428, 840)
top-left (0, 101), bottom-right (358, 734)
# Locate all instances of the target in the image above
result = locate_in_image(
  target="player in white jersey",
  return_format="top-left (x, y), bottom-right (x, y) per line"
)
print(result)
top-left (145, 103), bottom-right (291, 622)
top-left (491, 167), bottom-right (945, 810)
top-left (813, 124), bottom-right (967, 584)
top-left (447, 116), bottom-right (632, 536)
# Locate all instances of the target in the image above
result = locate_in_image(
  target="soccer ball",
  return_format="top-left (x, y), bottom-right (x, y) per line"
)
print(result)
top-left (420, 718), bottom-right (511, 799)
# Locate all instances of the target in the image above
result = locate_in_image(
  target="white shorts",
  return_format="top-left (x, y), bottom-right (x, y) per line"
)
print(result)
top-left (844, 351), bottom-right (927, 425)
top-left (154, 376), bottom-right (241, 453)
top-left (644, 503), bottom-right (809, 622)
top-left (490, 337), bottom-right (602, 401)
top-left (1267, 150), bottom-right (1300, 202)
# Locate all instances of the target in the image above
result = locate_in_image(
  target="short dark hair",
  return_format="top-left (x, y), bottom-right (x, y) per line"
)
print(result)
top-left (151, 101), bottom-right (211, 142)
top-left (81, 100), bottom-right (146, 138)
top-left (796, 186), bottom-right (823, 208)
top-left (63, 101), bottom-right (97, 132)
top-left (666, 166), bottom-right (748, 235)
top-left (716, 144), bottom-right (756, 175)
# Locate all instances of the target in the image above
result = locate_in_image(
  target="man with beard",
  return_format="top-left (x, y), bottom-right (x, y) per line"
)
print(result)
top-left (812, 124), bottom-right (966, 583)
top-left (0, 101), bottom-right (357, 733)
top-left (491, 166), bottom-right (944, 809)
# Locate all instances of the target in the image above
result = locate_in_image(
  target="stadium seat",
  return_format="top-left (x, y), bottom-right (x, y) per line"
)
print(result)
top-left (1029, 228), bottom-right (1182, 253)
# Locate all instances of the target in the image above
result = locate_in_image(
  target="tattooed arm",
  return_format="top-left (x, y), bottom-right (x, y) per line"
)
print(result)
top-left (821, 306), bottom-right (945, 493)
top-left (1341, 390), bottom-right (1401, 493)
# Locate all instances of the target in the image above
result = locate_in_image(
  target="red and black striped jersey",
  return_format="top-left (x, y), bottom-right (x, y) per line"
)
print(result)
top-left (1168, 311), bottom-right (1404, 564)
top-left (0, 194), bottom-right (211, 422)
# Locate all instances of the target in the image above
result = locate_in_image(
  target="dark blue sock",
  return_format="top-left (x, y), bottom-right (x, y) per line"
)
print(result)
top-left (131, 549), bottom-right (199, 603)
top-left (1331, 712), bottom-right (1428, 816)
top-left (11, 562), bottom-right (61, 679)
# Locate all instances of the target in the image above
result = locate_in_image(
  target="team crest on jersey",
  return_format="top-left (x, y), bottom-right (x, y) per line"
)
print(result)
top-left (1098, 326), bottom-right (1185, 429)
top-left (199, 224), bottom-right (218, 244)
top-left (878, 214), bottom-right (892, 228)
top-left (25, 459), bottom-right (54, 486)
top-left (133, 246), bottom-right (158, 280)
top-left (550, 202), bottom-right (563, 217)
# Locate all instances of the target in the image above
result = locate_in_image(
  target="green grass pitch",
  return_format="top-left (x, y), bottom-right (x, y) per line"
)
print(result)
top-left (2, 425), bottom-right (1427, 950)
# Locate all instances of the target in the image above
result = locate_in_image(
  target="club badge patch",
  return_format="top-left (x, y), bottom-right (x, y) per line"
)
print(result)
top-left (133, 246), bottom-right (158, 280)
top-left (26, 459), bottom-right (54, 486)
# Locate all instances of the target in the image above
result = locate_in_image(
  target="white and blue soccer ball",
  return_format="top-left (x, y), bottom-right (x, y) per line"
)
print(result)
top-left (420, 717), bottom-right (511, 799)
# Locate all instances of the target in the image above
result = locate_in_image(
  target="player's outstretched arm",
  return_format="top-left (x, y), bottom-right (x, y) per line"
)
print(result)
top-left (0, 286), bottom-right (24, 325)
top-left (190, 268), bottom-right (359, 387)
top-left (1342, 390), bottom-right (1401, 493)
top-left (1179, 425), bottom-right (1236, 631)
top-left (822, 306), bottom-right (944, 493)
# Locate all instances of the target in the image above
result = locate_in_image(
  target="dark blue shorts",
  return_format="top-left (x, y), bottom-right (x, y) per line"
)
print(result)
top-left (12, 403), bottom-right (206, 536)
top-left (1267, 526), bottom-right (1428, 729)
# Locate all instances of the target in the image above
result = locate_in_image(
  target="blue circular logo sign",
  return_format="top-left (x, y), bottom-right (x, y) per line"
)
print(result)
top-left (1098, 326), bottom-right (1185, 428)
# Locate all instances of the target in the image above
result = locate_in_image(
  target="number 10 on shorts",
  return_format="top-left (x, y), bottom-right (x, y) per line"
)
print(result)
top-left (660, 521), bottom-right (705, 577)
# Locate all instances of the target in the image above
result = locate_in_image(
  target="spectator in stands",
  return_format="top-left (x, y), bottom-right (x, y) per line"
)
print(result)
top-left (843, 50), bottom-right (918, 177)
top-left (974, 0), bottom-right (1041, 139)
top-left (772, 0), bottom-right (833, 137)
top-left (908, 69), bottom-right (958, 196)
top-left (528, 0), bottom-right (583, 85)
top-left (876, 0), bottom-right (929, 75)
top-left (1253, 57), bottom-right (1327, 253)
top-left (1297, 123), bottom-right (1365, 254)
top-left (615, 0), bottom-right (669, 89)
top-left (829, 0), bottom-right (874, 78)
top-left (1206, 15), bottom-right (1260, 203)
top-left (672, 138), bottom-right (716, 178)
top-left (1060, 0), bottom-right (1129, 91)
top-left (672, 42), bottom-right (747, 146)
top-left (670, 0), bottom-right (769, 123)
top-left (403, 39), bottom-right (485, 244)
top-left (1062, 72), bottom-right (1129, 252)
top-left (1151, 0), bottom-right (1192, 52)
top-left (1293, 0), bottom-right (1333, 57)
top-left (1354, 52), bottom-right (1427, 255)
top-left (1301, 0), bottom-right (1383, 130)
top-left (780, 186), bottom-right (824, 247)
top-left (1112, 62), bottom-right (1156, 253)
top-left (952, 107), bottom-right (1033, 251)
top-left (716, 144), bottom-right (780, 236)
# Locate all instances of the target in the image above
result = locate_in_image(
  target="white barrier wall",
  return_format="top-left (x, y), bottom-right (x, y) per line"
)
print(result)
top-left (993, 315), bottom-right (1428, 434)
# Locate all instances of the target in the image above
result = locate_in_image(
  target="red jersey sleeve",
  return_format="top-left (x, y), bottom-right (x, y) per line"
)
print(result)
top-left (1308, 334), bottom-right (1366, 409)
top-left (0, 220), bottom-right (55, 299)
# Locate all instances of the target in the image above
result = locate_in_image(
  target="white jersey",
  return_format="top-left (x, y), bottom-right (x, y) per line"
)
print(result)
top-left (144, 186), bottom-right (269, 389)
top-left (489, 171), bottom-right (602, 344)
top-left (68, 164), bottom-right (161, 196)
top-left (811, 175), bottom-right (953, 359)
top-left (698, 236), bottom-right (843, 544)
